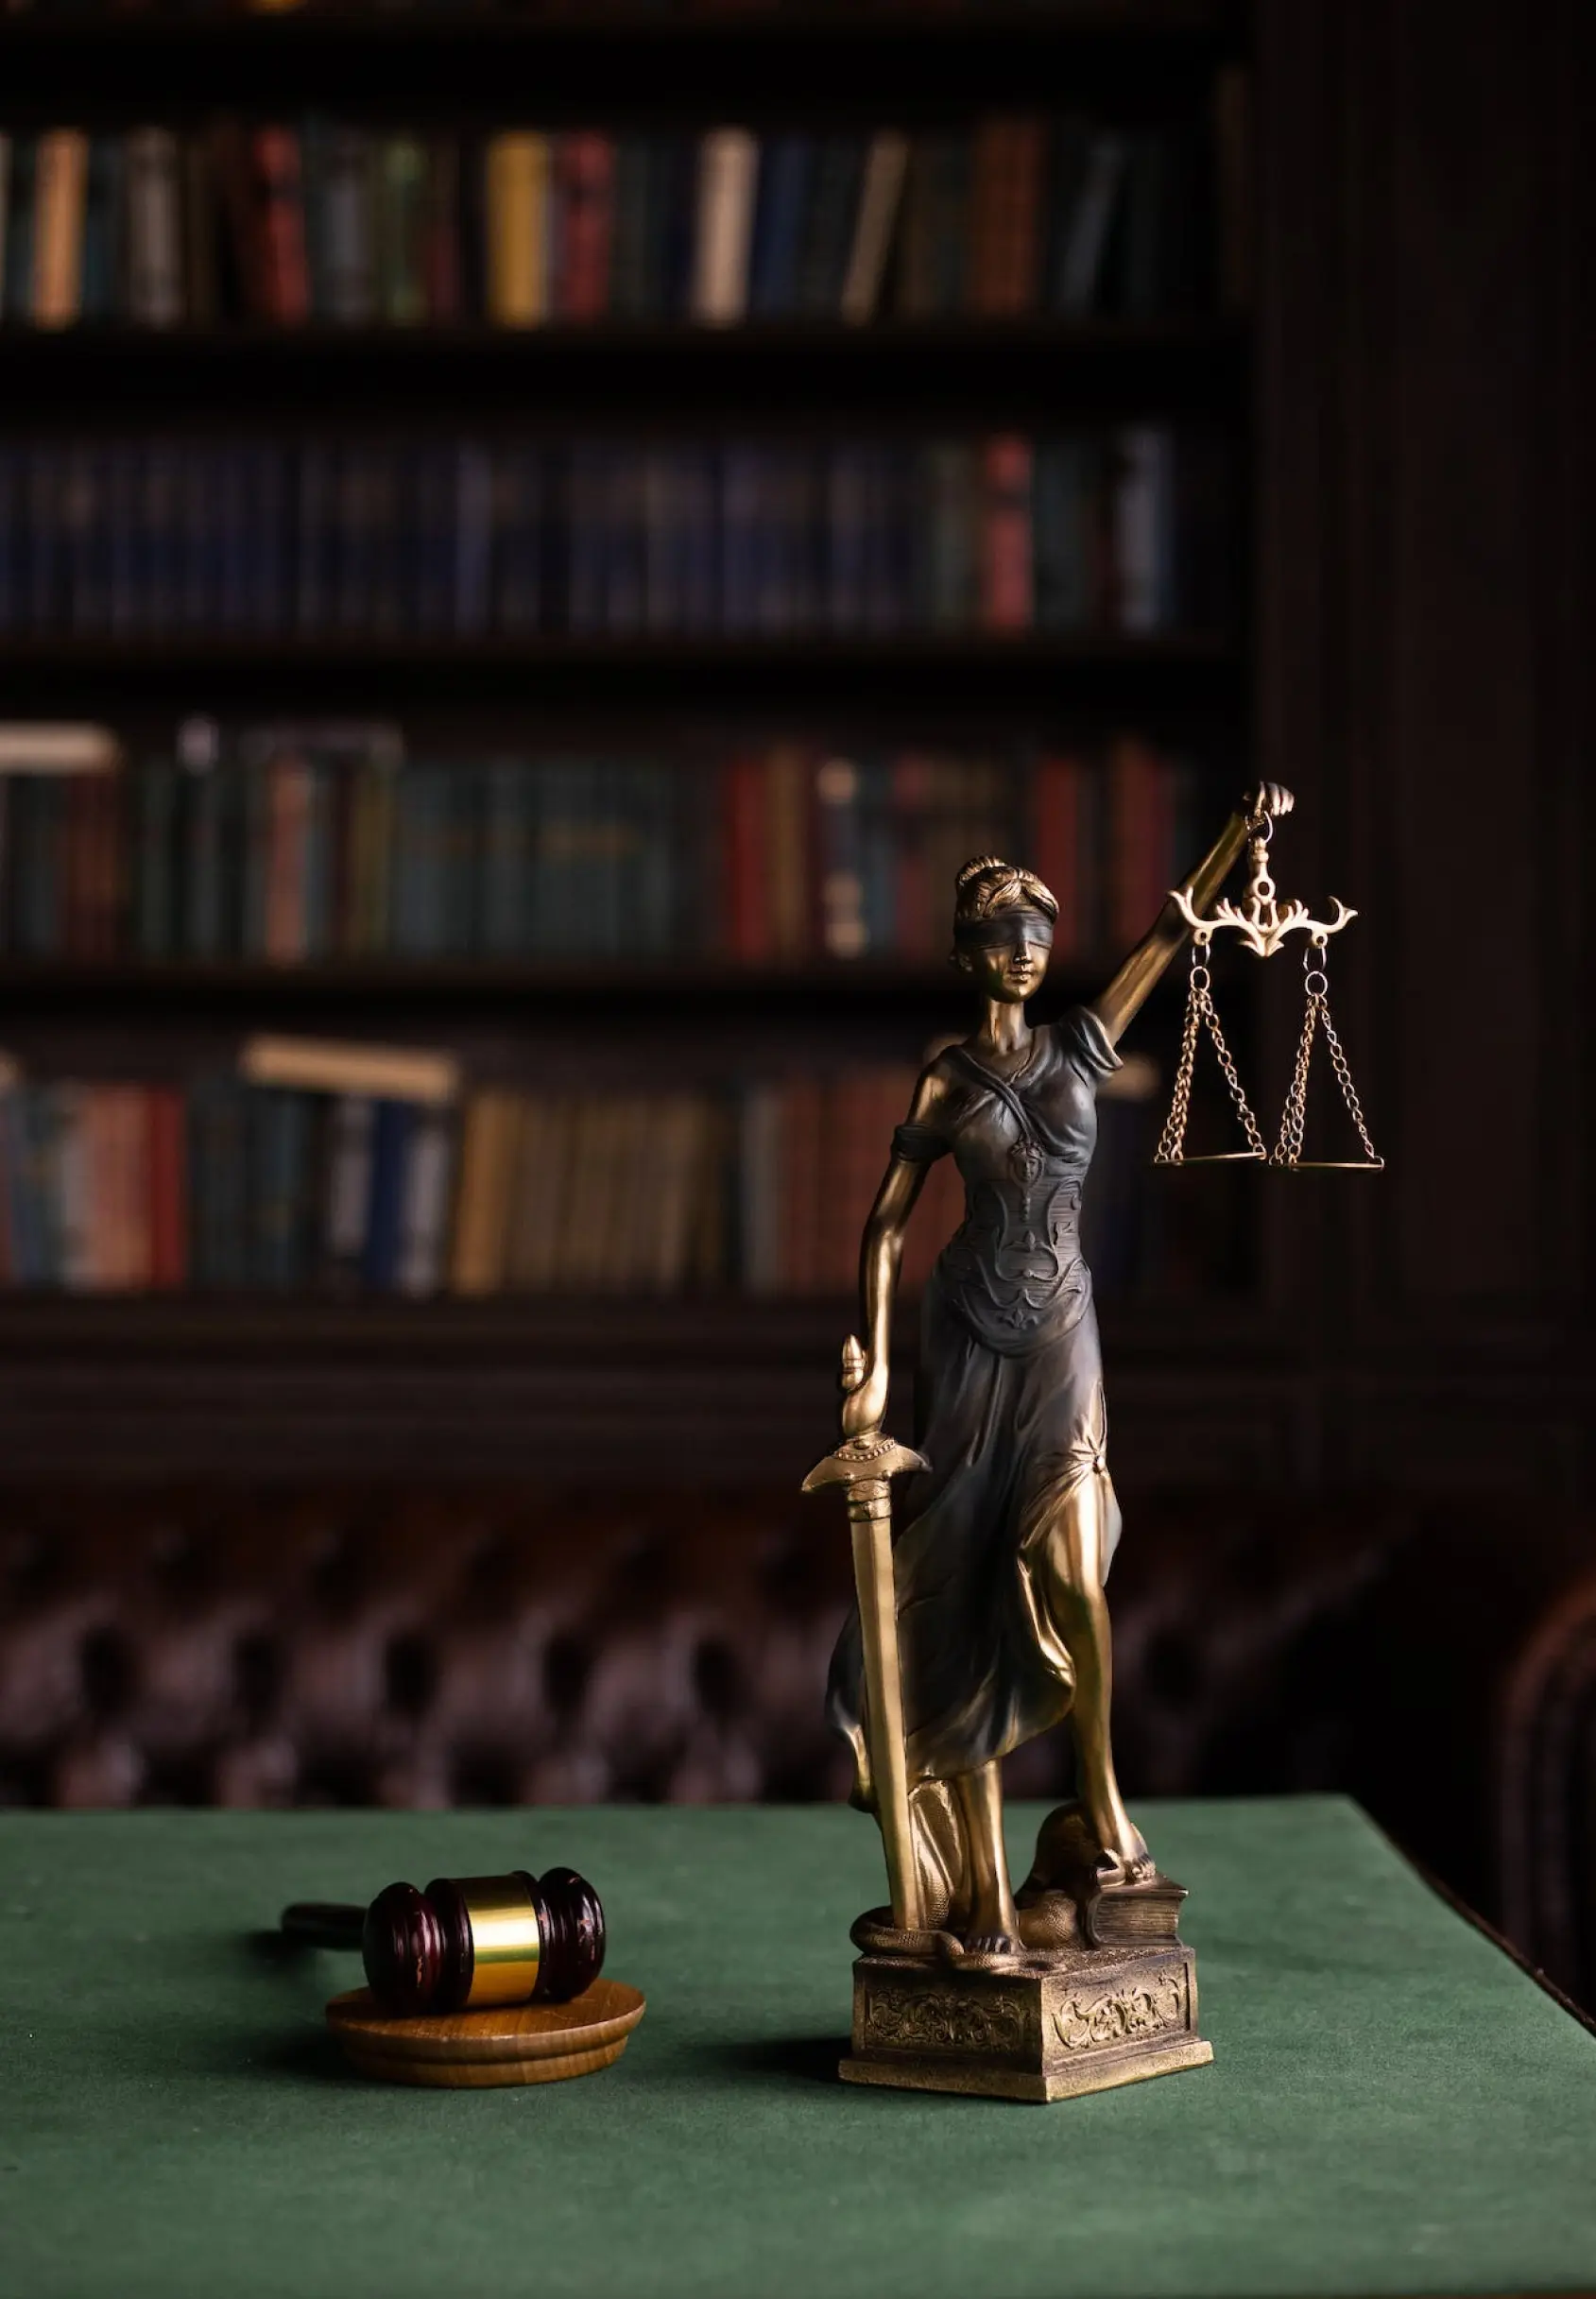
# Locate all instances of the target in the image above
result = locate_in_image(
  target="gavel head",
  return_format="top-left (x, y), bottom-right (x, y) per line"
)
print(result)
top-left (361, 1866), bottom-right (604, 2016)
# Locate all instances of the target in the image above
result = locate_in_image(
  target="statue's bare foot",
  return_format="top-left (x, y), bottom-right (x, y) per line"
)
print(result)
top-left (1094, 1820), bottom-right (1158, 1889)
top-left (962, 1930), bottom-right (1022, 1957)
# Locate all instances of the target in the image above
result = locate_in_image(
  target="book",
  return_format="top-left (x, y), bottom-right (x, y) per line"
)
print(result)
top-left (240, 1035), bottom-right (460, 1105)
top-left (1053, 131), bottom-right (1125, 315)
top-left (556, 132), bottom-right (614, 322)
top-left (797, 136), bottom-right (866, 317)
top-left (125, 128), bottom-right (183, 327)
top-left (747, 134), bottom-right (810, 317)
top-left (980, 435), bottom-right (1034, 630)
top-left (970, 115), bottom-right (1044, 317)
top-left (0, 723), bottom-right (121, 774)
top-left (422, 136), bottom-right (461, 324)
top-left (314, 122), bottom-right (375, 324)
top-left (32, 129), bottom-right (88, 329)
top-left (485, 132), bottom-right (549, 327)
top-left (1113, 425), bottom-right (1175, 631)
top-left (79, 137), bottom-right (126, 324)
top-left (321, 1092), bottom-right (374, 1291)
top-left (898, 134), bottom-right (968, 317)
top-left (378, 136), bottom-right (429, 327)
top-left (396, 1102), bottom-right (455, 1296)
top-left (841, 131), bottom-right (908, 326)
top-left (691, 128), bottom-right (758, 327)
top-left (449, 1088), bottom-right (521, 1294)
top-left (182, 132), bottom-right (219, 327)
top-left (4, 137), bottom-right (36, 321)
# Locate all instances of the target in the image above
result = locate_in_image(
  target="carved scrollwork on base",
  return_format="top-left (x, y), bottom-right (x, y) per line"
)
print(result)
top-left (862, 1988), bottom-right (1030, 2057)
top-left (1052, 1965), bottom-right (1188, 2053)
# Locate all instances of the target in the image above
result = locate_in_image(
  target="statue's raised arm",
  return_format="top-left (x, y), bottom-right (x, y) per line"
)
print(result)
top-left (1089, 781), bottom-right (1296, 1048)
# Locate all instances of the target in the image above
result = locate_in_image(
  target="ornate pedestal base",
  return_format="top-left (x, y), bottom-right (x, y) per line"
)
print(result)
top-left (840, 1940), bottom-right (1210, 2103)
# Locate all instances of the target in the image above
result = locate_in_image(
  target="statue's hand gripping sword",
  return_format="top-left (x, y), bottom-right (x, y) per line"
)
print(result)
top-left (802, 1338), bottom-right (928, 1934)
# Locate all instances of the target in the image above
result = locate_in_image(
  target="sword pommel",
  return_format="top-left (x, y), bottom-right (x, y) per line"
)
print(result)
top-left (801, 1434), bottom-right (929, 1495)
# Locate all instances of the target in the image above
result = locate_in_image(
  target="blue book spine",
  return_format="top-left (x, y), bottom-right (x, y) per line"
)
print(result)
top-left (606, 456), bottom-right (645, 636)
top-left (682, 447), bottom-right (720, 633)
top-left (719, 444), bottom-right (764, 637)
top-left (566, 446), bottom-right (608, 635)
top-left (25, 446), bottom-right (64, 633)
top-left (748, 137), bottom-right (812, 317)
top-left (217, 447), bottom-right (251, 634)
top-left (363, 1099), bottom-right (412, 1293)
top-left (293, 440), bottom-right (333, 636)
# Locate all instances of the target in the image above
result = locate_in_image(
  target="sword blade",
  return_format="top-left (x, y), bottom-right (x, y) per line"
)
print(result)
top-left (846, 1476), bottom-right (923, 1934)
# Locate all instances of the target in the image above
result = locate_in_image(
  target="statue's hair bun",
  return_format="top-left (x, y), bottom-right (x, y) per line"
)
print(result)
top-left (952, 856), bottom-right (1059, 928)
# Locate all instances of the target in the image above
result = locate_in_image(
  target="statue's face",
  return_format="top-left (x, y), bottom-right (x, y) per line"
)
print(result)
top-left (956, 908), bottom-right (1055, 1004)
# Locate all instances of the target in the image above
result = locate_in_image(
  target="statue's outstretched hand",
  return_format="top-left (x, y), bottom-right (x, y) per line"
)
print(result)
top-left (840, 1335), bottom-right (888, 1440)
top-left (1243, 781), bottom-right (1296, 822)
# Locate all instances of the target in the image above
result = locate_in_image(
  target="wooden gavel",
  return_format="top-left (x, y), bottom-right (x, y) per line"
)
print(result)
top-left (282, 1865), bottom-right (605, 2016)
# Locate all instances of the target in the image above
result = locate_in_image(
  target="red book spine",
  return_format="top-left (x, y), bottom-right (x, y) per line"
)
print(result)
top-left (971, 118), bottom-right (1044, 317)
top-left (251, 128), bottom-right (311, 327)
top-left (1108, 734), bottom-right (1167, 946)
top-left (722, 754), bottom-right (768, 963)
top-left (980, 435), bottom-right (1034, 631)
top-left (147, 1087), bottom-right (188, 1292)
top-left (557, 132), bottom-right (614, 322)
top-left (1032, 753), bottom-right (1084, 965)
top-left (87, 772), bottom-right (122, 959)
top-left (121, 1087), bottom-right (153, 1292)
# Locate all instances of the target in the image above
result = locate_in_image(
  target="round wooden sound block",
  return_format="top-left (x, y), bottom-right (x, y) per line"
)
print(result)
top-left (325, 1979), bottom-right (646, 2089)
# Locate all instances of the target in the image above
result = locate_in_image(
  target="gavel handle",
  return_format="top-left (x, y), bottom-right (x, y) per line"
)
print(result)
top-left (281, 1901), bottom-right (366, 1950)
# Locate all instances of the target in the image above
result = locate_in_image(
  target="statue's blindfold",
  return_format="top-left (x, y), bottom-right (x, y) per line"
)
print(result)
top-left (953, 906), bottom-right (1055, 951)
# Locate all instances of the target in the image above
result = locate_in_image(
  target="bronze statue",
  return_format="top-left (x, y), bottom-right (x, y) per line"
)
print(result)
top-left (806, 781), bottom-right (1296, 2101)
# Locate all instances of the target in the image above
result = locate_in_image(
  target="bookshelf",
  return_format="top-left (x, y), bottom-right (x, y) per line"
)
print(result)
top-left (0, 0), bottom-right (1356, 1491)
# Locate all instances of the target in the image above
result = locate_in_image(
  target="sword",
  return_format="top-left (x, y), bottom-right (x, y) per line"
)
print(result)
top-left (802, 1337), bottom-right (929, 1934)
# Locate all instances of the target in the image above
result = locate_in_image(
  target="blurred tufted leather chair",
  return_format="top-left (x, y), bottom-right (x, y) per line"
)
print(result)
top-left (2, 1484), bottom-right (1591, 2005)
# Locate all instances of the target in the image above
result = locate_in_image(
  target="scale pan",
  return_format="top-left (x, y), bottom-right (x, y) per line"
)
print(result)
top-left (1271, 1158), bottom-right (1386, 1172)
top-left (1155, 1151), bottom-right (1267, 1166)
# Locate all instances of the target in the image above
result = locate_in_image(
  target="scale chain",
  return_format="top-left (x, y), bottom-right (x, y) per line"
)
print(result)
top-left (1273, 982), bottom-right (1383, 1169)
top-left (1154, 943), bottom-right (1268, 1165)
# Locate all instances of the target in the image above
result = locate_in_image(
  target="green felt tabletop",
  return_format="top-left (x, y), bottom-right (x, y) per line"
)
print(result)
top-left (5, 1796), bottom-right (1596, 2299)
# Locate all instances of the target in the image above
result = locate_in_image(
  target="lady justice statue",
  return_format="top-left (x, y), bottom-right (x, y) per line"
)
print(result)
top-left (809, 781), bottom-right (1295, 2102)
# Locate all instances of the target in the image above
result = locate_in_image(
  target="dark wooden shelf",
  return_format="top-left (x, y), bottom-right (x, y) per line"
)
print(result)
top-left (0, 317), bottom-right (1248, 422)
top-left (0, 1286), bottom-right (1280, 1484)
top-left (0, 960), bottom-right (1163, 1016)
top-left (0, 956), bottom-right (1044, 1012)
top-left (0, 6), bottom-right (1245, 114)
top-left (0, 631), bottom-right (1245, 718)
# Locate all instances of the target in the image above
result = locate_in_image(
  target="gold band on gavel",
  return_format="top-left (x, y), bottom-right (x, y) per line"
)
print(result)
top-left (457, 1873), bottom-right (542, 2007)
